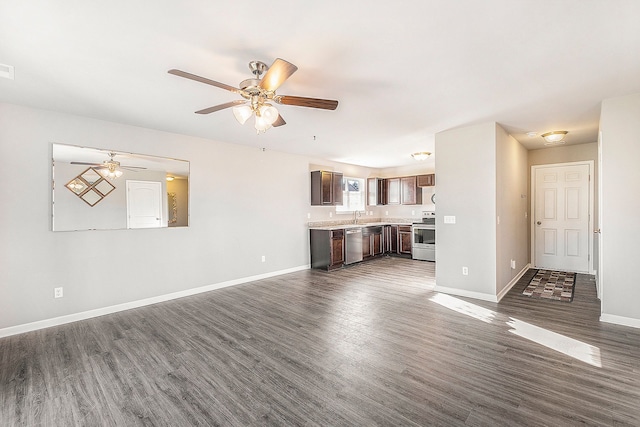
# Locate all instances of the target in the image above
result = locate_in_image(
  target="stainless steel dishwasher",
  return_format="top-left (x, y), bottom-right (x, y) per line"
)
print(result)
top-left (344, 228), bottom-right (363, 265)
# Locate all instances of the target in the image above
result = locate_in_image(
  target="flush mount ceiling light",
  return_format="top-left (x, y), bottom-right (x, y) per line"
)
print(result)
top-left (166, 175), bottom-right (175, 182)
top-left (541, 131), bottom-right (568, 145)
top-left (411, 152), bottom-right (432, 161)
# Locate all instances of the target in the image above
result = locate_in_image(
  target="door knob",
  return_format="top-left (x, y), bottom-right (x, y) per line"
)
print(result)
top-left (536, 221), bottom-right (541, 225)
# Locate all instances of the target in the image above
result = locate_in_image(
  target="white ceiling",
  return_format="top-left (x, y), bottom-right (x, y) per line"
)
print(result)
top-left (2, 1), bottom-right (640, 168)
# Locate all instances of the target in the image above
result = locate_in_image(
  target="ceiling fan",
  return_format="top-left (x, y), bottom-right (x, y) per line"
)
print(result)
top-left (168, 58), bottom-right (339, 133)
top-left (71, 152), bottom-right (146, 179)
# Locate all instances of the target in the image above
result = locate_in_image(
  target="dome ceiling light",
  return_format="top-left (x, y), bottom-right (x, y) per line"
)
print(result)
top-left (541, 131), bottom-right (568, 145)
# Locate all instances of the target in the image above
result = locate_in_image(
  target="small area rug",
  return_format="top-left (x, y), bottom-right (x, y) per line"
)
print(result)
top-left (522, 269), bottom-right (576, 302)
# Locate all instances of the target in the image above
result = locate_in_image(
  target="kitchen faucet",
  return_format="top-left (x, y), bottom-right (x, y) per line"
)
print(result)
top-left (353, 210), bottom-right (362, 224)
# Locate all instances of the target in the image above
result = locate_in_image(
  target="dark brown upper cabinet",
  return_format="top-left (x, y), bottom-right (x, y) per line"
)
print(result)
top-left (401, 176), bottom-right (422, 205)
top-left (311, 171), bottom-right (344, 206)
top-left (367, 177), bottom-right (387, 206)
top-left (417, 174), bottom-right (436, 187)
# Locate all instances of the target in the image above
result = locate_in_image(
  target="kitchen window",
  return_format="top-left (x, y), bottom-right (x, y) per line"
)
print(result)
top-left (336, 177), bottom-right (366, 213)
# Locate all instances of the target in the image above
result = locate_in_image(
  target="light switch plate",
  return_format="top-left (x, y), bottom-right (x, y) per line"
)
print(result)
top-left (444, 215), bottom-right (456, 224)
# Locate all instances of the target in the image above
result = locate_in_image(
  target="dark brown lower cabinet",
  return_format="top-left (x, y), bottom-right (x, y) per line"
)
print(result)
top-left (398, 225), bottom-right (413, 256)
top-left (310, 229), bottom-right (344, 270)
top-left (362, 226), bottom-right (384, 259)
top-left (384, 225), bottom-right (398, 254)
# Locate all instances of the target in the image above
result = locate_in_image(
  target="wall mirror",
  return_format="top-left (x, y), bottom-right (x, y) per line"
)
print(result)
top-left (52, 143), bottom-right (189, 231)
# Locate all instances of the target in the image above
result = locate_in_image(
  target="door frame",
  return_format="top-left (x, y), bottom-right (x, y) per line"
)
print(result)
top-left (530, 160), bottom-right (595, 274)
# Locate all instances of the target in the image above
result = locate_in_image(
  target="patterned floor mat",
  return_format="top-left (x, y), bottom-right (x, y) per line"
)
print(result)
top-left (522, 269), bottom-right (576, 302)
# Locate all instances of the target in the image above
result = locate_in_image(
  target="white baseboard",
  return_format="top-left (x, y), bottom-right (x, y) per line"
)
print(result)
top-left (434, 263), bottom-right (531, 304)
top-left (600, 313), bottom-right (640, 329)
top-left (0, 264), bottom-right (310, 339)
top-left (432, 286), bottom-right (499, 303)
top-left (496, 263), bottom-right (531, 302)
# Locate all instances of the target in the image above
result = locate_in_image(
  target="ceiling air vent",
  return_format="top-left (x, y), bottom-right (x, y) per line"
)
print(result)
top-left (0, 63), bottom-right (15, 80)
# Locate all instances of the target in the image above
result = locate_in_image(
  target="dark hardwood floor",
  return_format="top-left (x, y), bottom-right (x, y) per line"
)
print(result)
top-left (2, 258), bottom-right (639, 426)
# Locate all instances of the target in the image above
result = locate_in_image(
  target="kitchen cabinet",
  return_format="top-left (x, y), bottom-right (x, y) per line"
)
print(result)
top-left (310, 229), bottom-right (344, 270)
top-left (417, 174), bottom-right (436, 187)
top-left (367, 178), bottom-right (387, 206)
top-left (398, 225), bottom-right (413, 256)
top-left (384, 225), bottom-right (398, 254)
top-left (311, 171), bottom-right (343, 206)
top-left (362, 226), bottom-right (384, 258)
top-left (388, 176), bottom-right (423, 205)
top-left (401, 176), bottom-right (423, 205)
top-left (387, 178), bottom-right (401, 205)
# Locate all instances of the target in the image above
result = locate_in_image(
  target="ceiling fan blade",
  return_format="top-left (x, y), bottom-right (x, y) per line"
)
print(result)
top-left (274, 95), bottom-right (338, 110)
top-left (259, 58), bottom-right (298, 92)
top-left (272, 114), bottom-right (286, 127)
top-left (168, 69), bottom-right (241, 94)
top-left (120, 166), bottom-right (147, 171)
top-left (195, 100), bottom-right (246, 114)
top-left (70, 161), bottom-right (101, 166)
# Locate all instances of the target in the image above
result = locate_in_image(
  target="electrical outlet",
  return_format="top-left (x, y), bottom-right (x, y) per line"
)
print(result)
top-left (307, 213), bottom-right (311, 219)
top-left (54, 287), bottom-right (63, 298)
top-left (261, 255), bottom-right (266, 263)
top-left (329, 212), bottom-right (333, 218)
top-left (511, 259), bottom-right (516, 269)
top-left (497, 216), bottom-right (501, 225)
top-left (462, 267), bottom-right (469, 276)
top-left (411, 210), bottom-right (415, 215)
top-left (385, 211), bottom-right (389, 216)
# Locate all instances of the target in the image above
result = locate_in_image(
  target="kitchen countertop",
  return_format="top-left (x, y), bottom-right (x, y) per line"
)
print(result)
top-left (308, 221), bottom-right (414, 231)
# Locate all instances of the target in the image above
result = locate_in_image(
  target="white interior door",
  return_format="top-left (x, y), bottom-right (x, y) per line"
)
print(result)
top-left (126, 180), bottom-right (163, 229)
top-left (533, 163), bottom-right (590, 273)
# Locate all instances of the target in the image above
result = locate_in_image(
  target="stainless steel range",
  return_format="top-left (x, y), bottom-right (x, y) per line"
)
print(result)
top-left (412, 212), bottom-right (435, 261)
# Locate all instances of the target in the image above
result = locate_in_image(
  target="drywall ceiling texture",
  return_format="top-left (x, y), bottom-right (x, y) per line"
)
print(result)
top-left (599, 93), bottom-right (640, 325)
top-left (2, 1), bottom-right (640, 168)
top-left (0, 102), bottom-right (311, 331)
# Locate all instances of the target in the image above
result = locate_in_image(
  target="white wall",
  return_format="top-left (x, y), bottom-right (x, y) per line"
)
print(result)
top-left (0, 102), bottom-right (312, 331)
top-left (495, 125), bottom-right (529, 296)
top-left (434, 122), bottom-right (497, 299)
top-left (434, 122), bottom-right (528, 301)
top-left (599, 93), bottom-right (640, 326)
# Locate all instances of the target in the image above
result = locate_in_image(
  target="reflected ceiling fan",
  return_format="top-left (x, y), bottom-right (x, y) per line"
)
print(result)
top-left (168, 58), bottom-right (339, 133)
top-left (71, 152), bottom-right (146, 179)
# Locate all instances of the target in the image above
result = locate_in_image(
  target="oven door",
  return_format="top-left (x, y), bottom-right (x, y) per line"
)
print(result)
top-left (413, 226), bottom-right (435, 245)
top-left (412, 225), bottom-right (435, 261)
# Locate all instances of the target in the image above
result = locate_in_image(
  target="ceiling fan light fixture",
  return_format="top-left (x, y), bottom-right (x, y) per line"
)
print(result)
top-left (232, 105), bottom-right (252, 125)
top-left (259, 104), bottom-right (279, 125)
top-left (98, 168), bottom-right (123, 179)
top-left (541, 131), bottom-right (568, 144)
top-left (411, 152), bottom-right (432, 161)
top-left (254, 115), bottom-right (272, 133)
